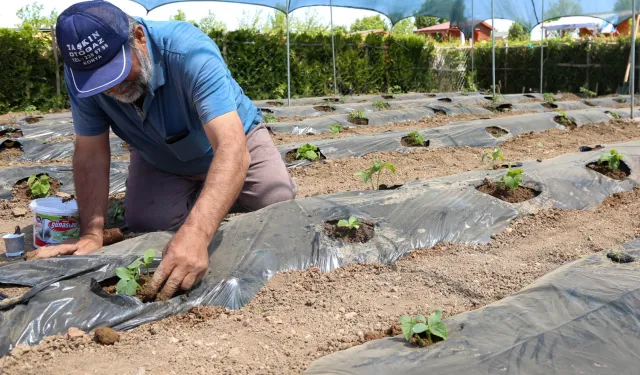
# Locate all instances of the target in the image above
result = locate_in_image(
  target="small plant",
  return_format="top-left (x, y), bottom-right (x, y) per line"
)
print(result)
top-left (388, 85), bottom-right (403, 95)
top-left (481, 148), bottom-right (505, 166)
top-left (543, 93), bottom-right (555, 103)
top-left (115, 249), bottom-right (155, 296)
top-left (617, 96), bottom-right (628, 103)
top-left (23, 105), bottom-right (37, 116)
top-left (27, 174), bottom-right (51, 198)
top-left (339, 96), bottom-right (349, 104)
top-left (373, 100), bottom-right (390, 110)
top-left (108, 202), bottom-right (125, 222)
top-left (296, 143), bottom-right (320, 161)
top-left (406, 131), bottom-right (425, 146)
top-left (491, 94), bottom-right (504, 105)
top-left (399, 310), bottom-right (448, 347)
top-left (354, 159), bottom-right (396, 190)
top-left (337, 215), bottom-right (361, 230)
top-left (598, 149), bottom-right (624, 170)
top-left (498, 168), bottom-right (523, 190)
top-left (329, 124), bottom-right (342, 134)
top-left (263, 113), bottom-right (277, 123)
top-left (609, 112), bottom-right (621, 119)
top-left (579, 87), bottom-right (597, 98)
top-left (349, 110), bottom-right (366, 120)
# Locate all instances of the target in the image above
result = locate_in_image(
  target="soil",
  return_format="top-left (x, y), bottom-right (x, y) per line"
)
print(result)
top-left (411, 331), bottom-right (444, 347)
top-left (0, 284), bottom-right (31, 298)
top-left (24, 116), bottom-right (43, 124)
top-left (586, 161), bottom-right (631, 180)
top-left (94, 327), bottom-right (120, 345)
top-left (400, 136), bottom-right (429, 147)
top-left (5, 187), bottom-right (640, 375)
top-left (0, 147), bottom-right (24, 165)
top-left (554, 115), bottom-right (577, 129)
top-left (486, 126), bottom-right (508, 138)
top-left (607, 252), bottom-right (635, 263)
top-left (542, 102), bottom-right (558, 109)
top-left (476, 178), bottom-right (541, 203)
top-left (289, 120), bottom-right (640, 198)
top-left (324, 219), bottom-right (375, 243)
top-left (11, 176), bottom-right (62, 201)
top-left (347, 118), bottom-right (369, 126)
top-left (557, 93), bottom-right (583, 102)
top-left (284, 149), bottom-right (326, 164)
top-left (102, 228), bottom-right (124, 246)
top-left (0, 129), bottom-right (23, 138)
top-left (270, 111), bottom-right (535, 146)
top-left (102, 273), bottom-right (156, 301)
top-left (313, 106), bottom-right (335, 112)
top-left (266, 101), bottom-right (284, 107)
top-left (437, 98), bottom-right (452, 103)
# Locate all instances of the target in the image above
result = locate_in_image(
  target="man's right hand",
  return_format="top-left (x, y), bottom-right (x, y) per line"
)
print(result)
top-left (25, 234), bottom-right (102, 260)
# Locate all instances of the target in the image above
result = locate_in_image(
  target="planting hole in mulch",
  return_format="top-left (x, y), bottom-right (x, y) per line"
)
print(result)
top-left (381, 95), bottom-right (395, 100)
top-left (579, 145), bottom-right (603, 152)
top-left (284, 148), bottom-right (327, 164)
top-left (614, 98), bottom-right (629, 104)
top-left (348, 117), bottom-right (369, 126)
top-left (101, 274), bottom-right (157, 301)
top-left (24, 116), bottom-right (43, 124)
top-left (266, 101), bottom-right (284, 107)
top-left (586, 160), bottom-right (631, 180)
top-left (486, 126), bottom-right (508, 138)
top-left (425, 93), bottom-right (437, 98)
top-left (554, 115), bottom-right (577, 129)
top-left (379, 184), bottom-right (403, 190)
top-left (524, 94), bottom-right (537, 98)
top-left (0, 129), bottom-right (23, 138)
top-left (476, 178), bottom-right (541, 203)
top-left (494, 162), bottom-right (523, 170)
top-left (496, 104), bottom-right (513, 112)
top-left (324, 98), bottom-right (340, 103)
top-left (260, 108), bottom-right (274, 114)
top-left (607, 251), bottom-right (635, 263)
top-left (12, 175), bottom-right (62, 200)
top-left (0, 284), bottom-right (31, 298)
top-left (324, 219), bottom-right (375, 243)
top-left (584, 101), bottom-right (597, 107)
top-left (400, 136), bottom-right (430, 148)
top-left (542, 102), bottom-right (558, 109)
top-left (437, 98), bottom-right (452, 103)
top-left (313, 106), bottom-right (336, 112)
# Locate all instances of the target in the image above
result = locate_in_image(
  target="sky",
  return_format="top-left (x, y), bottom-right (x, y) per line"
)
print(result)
top-left (0, 0), bottom-right (516, 32)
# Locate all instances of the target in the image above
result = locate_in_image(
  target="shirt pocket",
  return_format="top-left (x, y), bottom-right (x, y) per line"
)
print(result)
top-left (165, 129), bottom-right (211, 162)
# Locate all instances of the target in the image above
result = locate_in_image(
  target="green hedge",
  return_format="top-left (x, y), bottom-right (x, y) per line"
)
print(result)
top-left (0, 27), bottom-right (637, 114)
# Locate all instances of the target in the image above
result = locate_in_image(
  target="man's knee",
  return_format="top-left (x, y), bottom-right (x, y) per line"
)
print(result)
top-left (124, 199), bottom-right (189, 232)
top-left (240, 179), bottom-right (297, 212)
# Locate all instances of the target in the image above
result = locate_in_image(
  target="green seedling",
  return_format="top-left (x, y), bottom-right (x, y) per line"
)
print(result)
top-left (296, 143), bottom-right (320, 161)
top-left (481, 148), bottom-right (505, 166)
top-left (399, 310), bottom-right (448, 347)
top-left (27, 174), bottom-right (51, 198)
top-left (491, 94), bottom-right (504, 105)
top-left (609, 112), bottom-right (621, 119)
top-left (543, 93), bottom-right (555, 103)
top-left (329, 124), bottom-right (342, 134)
top-left (406, 131), bottom-right (425, 146)
top-left (617, 96), bottom-right (628, 103)
top-left (339, 96), bottom-right (349, 104)
top-left (263, 113), bottom-right (277, 123)
top-left (349, 110), bottom-right (366, 120)
top-left (373, 100), bottom-right (390, 110)
top-left (579, 87), bottom-right (597, 98)
top-left (498, 168), bottom-right (523, 190)
top-left (337, 215), bottom-right (361, 230)
top-left (23, 105), bottom-right (37, 116)
top-left (389, 85), bottom-right (403, 95)
top-left (115, 249), bottom-right (155, 296)
top-left (108, 202), bottom-right (125, 222)
top-left (598, 149), bottom-right (624, 170)
top-left (354, 159), bottom-right (396, 190)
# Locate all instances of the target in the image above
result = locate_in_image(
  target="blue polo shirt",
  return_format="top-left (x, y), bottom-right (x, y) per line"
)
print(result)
top-left (66, 18), bottom-right (262, 175)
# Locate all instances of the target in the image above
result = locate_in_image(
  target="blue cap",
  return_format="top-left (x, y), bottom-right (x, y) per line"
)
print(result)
top-left (56, 0), bottom-right (132, 98)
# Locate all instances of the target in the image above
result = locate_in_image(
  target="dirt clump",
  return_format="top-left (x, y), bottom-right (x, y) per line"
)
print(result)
top-left (102, 228), bottom-right (124, 246)
top-left (476, 178), bottom-right (541, 203)
top-left (586, 161), bottom-right (631, 180)
top-left (94, 326), bottom-right (119, 345)
top-left (363, 324), bottom-right (402, 343)
top-left (324, 219), bottom-right (375, 243)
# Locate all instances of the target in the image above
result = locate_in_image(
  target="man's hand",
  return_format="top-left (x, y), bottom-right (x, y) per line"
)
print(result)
top-left (148, 225), bottom-right (210, 300)
top-left (25, 234), bottom-right (102, 260)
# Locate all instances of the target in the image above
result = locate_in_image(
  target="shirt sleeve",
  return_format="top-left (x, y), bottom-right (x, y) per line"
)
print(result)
top-left (182, 41), bottom-right (237, 126)
top-left (64, 68), bottom-right (111, 136)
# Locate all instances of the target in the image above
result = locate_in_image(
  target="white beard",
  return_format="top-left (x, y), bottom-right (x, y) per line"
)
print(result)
top-left (104, 43), bottom-right (152, 103)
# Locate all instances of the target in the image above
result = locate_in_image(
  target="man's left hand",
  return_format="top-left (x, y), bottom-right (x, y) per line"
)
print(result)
top-left (148, 225), bottom-right (210, 300)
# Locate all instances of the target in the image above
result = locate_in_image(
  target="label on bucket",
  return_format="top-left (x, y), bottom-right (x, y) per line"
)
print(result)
top-left (34, 213), bottom-right (80, 247)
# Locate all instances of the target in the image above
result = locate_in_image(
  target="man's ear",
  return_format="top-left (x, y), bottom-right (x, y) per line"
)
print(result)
top-left (134, 24), bottom-right (147, 46)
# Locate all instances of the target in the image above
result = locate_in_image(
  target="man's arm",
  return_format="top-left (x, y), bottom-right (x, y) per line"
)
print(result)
top-left (148, 111), bottom-right (250, 300)
top-left (29, 132), bottom-right (111, 259)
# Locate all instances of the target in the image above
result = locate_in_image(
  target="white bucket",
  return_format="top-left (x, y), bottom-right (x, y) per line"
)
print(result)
top-left (29, 197), bottom-right (80, 248)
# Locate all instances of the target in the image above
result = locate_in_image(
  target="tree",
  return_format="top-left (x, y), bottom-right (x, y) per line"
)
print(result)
top-left (350, 15), bottom-right (389, 32)
top-left (16, 2), bottom-right (57, 30)
top-left (198, 10), bottom-right (226, 34)
top-left (508, 22), bottom-right (528, 40)
top-left (170, 9), bottom-right (188, 21)
top-left (238, 9), bottom-right (265, 31)
top-left (415, 15), bottom-right (441, 29)
top-left (392, 18), bottom-right (416, 35)
top-left (546, 0), bottom-right (582, 20)
top-left (292, 8), bottom-right (327, 34)
top-left (265, 10), bottom-right (287, 34)
top-left (332, 25), bottom-right (349, 35)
